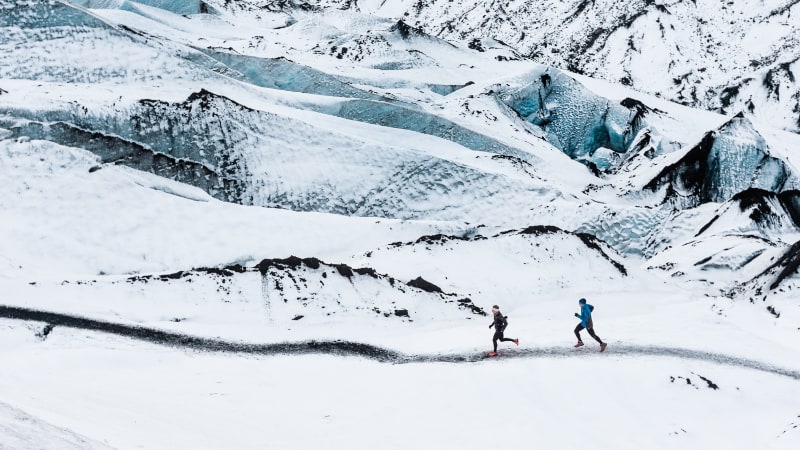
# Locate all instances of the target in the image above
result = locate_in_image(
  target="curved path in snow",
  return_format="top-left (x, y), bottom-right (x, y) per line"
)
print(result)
top-left (2, 305), bottom-right (799, 380)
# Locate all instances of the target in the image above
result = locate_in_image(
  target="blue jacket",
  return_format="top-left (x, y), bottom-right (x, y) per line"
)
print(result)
top-left (578, 303), bottom-right (593, 327)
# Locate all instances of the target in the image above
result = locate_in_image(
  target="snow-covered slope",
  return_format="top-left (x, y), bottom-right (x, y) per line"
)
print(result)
top-left (0, 399), bottom-right (111, 450)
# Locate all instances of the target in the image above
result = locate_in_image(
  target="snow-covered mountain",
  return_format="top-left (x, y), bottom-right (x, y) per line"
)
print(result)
top-left (311, 0), bottom-right (800, 133)
top-left (1, 1), bottom-right (800, 448)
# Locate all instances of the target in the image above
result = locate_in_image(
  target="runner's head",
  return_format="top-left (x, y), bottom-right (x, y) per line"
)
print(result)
top-left (578, 298), bottom-right (586, 305)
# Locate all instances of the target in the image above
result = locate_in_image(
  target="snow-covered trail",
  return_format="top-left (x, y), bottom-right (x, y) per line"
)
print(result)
top-left (3, 305), bottom-right (799, 380)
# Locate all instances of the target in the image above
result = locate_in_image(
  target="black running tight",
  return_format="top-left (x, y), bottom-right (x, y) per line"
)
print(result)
top-left (493, 331), bottom-right (515, 351)
top-left (574, 324), bottom-right (604, 344)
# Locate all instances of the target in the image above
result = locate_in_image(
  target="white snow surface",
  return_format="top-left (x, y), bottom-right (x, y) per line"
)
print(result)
top-left (0, 1), bottom-right (799, 449)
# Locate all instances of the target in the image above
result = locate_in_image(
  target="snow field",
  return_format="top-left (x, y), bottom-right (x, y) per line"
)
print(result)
top-left (0, 324), bottom-right (799, 450)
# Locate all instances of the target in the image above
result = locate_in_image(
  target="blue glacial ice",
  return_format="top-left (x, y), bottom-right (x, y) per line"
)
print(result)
top-left (645, 114), bottom-right (793, 208)
top-left (497, 68), bottom-right (662, 167)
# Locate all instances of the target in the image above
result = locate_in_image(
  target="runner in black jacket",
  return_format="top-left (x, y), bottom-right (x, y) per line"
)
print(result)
top-left (488, 305), bottom-right (518, 356)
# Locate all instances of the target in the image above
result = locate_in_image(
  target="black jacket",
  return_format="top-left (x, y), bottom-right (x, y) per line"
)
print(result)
top-left (490, 312), bottom-right (507, 332)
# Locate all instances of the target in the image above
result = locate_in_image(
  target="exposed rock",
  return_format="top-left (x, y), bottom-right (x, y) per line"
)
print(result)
top-left (407, 276), bottom-right (442, 293)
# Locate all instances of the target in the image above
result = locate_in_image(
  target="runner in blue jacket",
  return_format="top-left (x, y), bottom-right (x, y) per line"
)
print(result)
top-left (574, 298), bottom-right (607, 352)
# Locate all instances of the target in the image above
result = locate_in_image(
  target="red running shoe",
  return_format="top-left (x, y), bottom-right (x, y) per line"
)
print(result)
top-left (600, 343), bottom-right (607, 352)
top-left (487, 351), bottom-right (498, 357)
top-left (513, 339), bottom-right (519, 346)
top-left (574, 342), bottom-right (584, 348)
